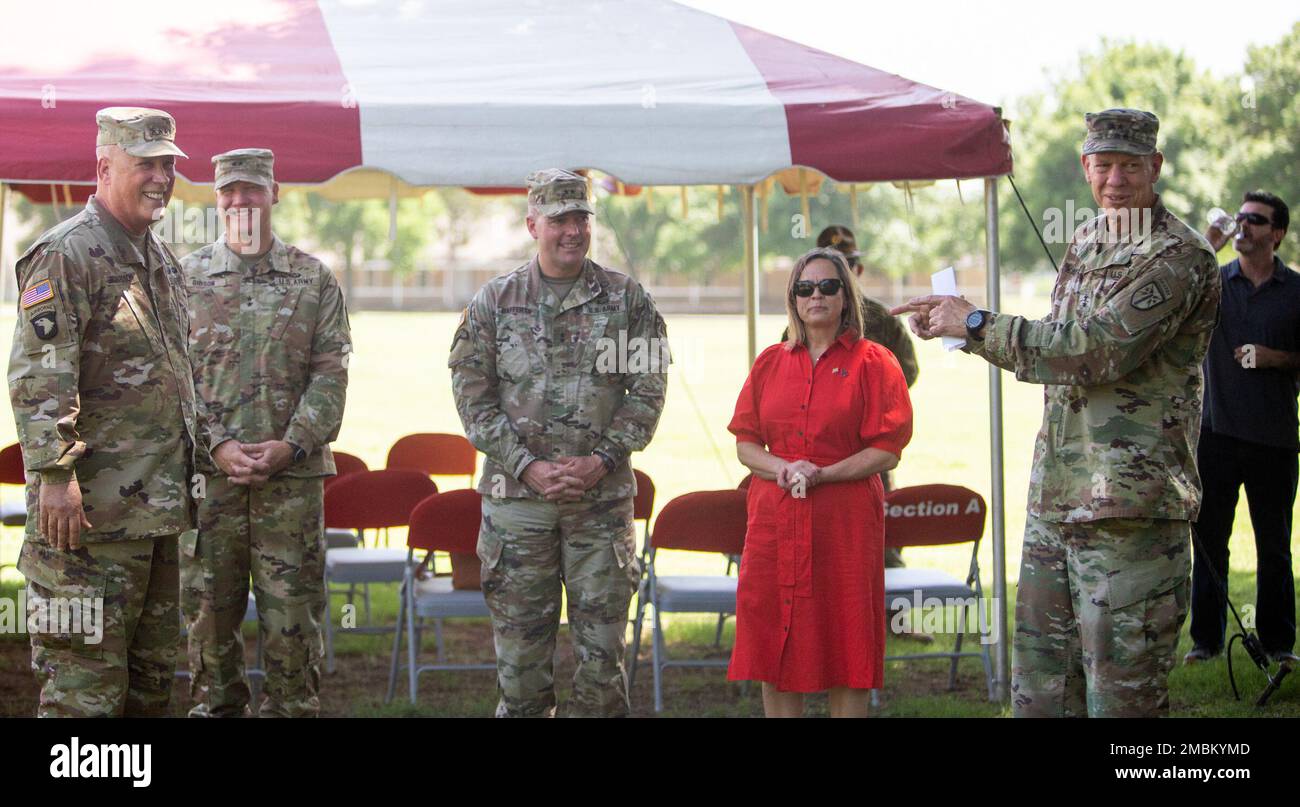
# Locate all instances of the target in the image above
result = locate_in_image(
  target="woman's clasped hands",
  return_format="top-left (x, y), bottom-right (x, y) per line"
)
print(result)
top-left (776, 459), bottom-right (822, 494)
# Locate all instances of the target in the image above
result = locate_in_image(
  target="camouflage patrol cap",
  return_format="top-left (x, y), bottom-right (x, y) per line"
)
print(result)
top-left (213, 148), bottom-right (275, 190)
top-left (96, 107), bottom-right (187, 158)
top-left (1082, 108), bottom-right (1160, 156)
top-left (526, 168), bottom-right (593, 217)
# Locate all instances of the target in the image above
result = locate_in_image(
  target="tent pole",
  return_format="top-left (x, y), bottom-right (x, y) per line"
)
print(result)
top-left (984, 176), bottom-right (1009, 703)
top-left (741, 185), bottom-right (759, 365)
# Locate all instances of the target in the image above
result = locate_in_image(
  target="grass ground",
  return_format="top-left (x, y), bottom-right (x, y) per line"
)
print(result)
top-left (0, 307), bottom-right (1297, 716)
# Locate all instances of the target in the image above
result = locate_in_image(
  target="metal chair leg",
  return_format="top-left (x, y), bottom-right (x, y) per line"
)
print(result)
top-left (980, 600), bottom-right (996, 702)
top-left (325, 584), bottom-right (336, 674)
top-left (713, 613), bottom-right (726, 648)
top-left (652, 603), bottom-right (665, 713)
top-left (628, 581), bottom-right (648, 689)
top-left (386, 579), bottom-right (407, 704)
top-left (949, 605), bottom-right (967, 690)
top-left (434, 618), bottom-right (445, 662)
top-left (407, 585), bottom-right (420, 704)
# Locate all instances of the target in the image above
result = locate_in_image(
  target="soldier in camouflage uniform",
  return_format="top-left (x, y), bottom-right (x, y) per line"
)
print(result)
top-left (450, 169), bottom-right (668, 717)
top-left (893, 109), bottom-right (1221, 717)
top-left (180, 148), bottom-right (351, 718)
top-left (7, 108), bottom-right (219, 717)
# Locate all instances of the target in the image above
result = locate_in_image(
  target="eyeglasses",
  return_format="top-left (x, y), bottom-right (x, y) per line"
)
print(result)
top-left (793, 278), bottom-right (844, 297)
top-left (1236, 212), bottom-right (1273, 227)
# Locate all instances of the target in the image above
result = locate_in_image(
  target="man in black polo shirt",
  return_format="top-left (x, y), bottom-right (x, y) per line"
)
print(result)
top-left (1186, 190), bottom-right (1300, 665)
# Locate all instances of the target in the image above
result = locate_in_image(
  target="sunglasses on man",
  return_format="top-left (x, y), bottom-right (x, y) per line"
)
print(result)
top-left (1236, 211), bottom-right (1273, 227)
top-left (793, 278), bottom-right (844, 297)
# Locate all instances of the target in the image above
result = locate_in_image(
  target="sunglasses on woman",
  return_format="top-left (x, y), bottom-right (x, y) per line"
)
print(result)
top-left (793, 278), bottom-right (843, 297)
top-left (1236, 212), bottom-right (1273, 226)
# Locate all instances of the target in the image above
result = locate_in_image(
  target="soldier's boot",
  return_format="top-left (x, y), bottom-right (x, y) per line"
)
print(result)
top-left (1010, 517), bottom-right (1088, 717)
top-left (560, 498), bottom-right (639, 718)
top-left (479, 497), bottom-right (564, 718)
top-left (1072, 518), bottom-right (1190, 717)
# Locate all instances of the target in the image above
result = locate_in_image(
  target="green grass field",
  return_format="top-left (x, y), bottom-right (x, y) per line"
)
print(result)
top-left (1, 307), bottom-right (1298, 716)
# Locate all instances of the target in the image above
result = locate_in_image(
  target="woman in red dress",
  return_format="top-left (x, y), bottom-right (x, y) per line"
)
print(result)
top-left (727, 247), bottom-right (913, 717)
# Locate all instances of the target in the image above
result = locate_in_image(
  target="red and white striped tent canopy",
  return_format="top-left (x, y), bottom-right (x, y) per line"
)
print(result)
top-left (0, 0), bottom-right (1010, 192)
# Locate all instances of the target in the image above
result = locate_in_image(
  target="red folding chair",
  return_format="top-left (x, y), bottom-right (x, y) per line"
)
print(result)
top-left (385, 433), bottom-right (476, 488)
top-left (0, 443), bottom-right (28, 527)
top-left (0, 443), bottom-right (24, 578)
top-left (632, 468), bottom-right (656, 550)
top-left (629, 488), bottom-right (748, 712)
top-left (386, 489), bottom-right (496, 704)
top-left (326, 451), bottom-right (369, 488)
top-left (323, 451), bottom-right (370, 548)
top-left (883, 484), bottom-right (994, 700)
top-left (323, 469), bottom-right (438, 673)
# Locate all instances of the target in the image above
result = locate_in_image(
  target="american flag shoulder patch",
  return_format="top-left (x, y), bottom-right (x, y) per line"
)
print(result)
top-left (21, 280), bottom-right (54, 309)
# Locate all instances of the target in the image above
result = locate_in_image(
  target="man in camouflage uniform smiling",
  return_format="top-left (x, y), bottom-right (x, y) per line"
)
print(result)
top-left (450, 169), bottom-right (668, 717)
top-left (893, 109), bottom-right (1221, 717)
top-left (180, 147), bottom-right (351, 718)
top-left (8, 107), bottom-right (214, 716)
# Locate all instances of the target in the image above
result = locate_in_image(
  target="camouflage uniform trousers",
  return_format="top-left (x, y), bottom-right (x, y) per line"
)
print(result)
top-left (180, 474), bottom-right (325, 718)
top-left (1012, 515), bottom-right (1190, 717)
top-left (17, 535), bottom-right (179, 717)
top-left (478, 495), bottom-right (640, 718)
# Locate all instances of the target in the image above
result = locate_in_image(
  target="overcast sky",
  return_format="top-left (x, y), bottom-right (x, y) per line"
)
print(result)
top-left (677, 0), bottom-right (1296, 108)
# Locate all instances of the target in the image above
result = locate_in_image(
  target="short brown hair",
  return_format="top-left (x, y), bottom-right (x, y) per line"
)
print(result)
top-left (784, 247), bottom-right (864, 348)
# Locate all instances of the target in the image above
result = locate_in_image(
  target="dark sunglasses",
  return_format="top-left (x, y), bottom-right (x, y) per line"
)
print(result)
top-left (794, 278), bottom-right (844, 297)
top-left (1236, 212), bottom-right (1273, 227)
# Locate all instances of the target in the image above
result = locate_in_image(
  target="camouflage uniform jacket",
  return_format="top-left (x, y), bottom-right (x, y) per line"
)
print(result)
top-left (7, 197), bottom-right (201, 541)
top-left (181, 237), bottom-right (350, 478)
top-left (449, 257), bottom-right (668, 501)
top-left (969, 196), bottom-right (1220, 522)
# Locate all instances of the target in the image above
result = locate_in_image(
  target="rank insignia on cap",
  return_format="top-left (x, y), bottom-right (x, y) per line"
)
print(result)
top-left (21, 280), bottom-right (54, 309)
top-left (30, 311), bottom-right (58, 340)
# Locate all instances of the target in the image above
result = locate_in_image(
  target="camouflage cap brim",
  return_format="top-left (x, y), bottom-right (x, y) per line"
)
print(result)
top-left (123, 140), bottom-right (188, 159)
top-left (1082, 138), bottom-right (1155, 157)
top-left (215, 170), bottom-right (273, 190)
top-left (535, 199), bottom-right (594, 218)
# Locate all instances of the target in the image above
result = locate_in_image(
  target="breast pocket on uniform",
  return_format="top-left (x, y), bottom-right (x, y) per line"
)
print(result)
top-left (578, 313), bottom-right (614, 376)
top-left (114, 289), bottom-right (162, 357)
top-left (268, 286), bottom-right (306, 341)
top-left (496, 314), bottom-right (542, 382)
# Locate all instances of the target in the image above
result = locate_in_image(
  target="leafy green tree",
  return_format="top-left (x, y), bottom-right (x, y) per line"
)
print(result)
top-left (1224, 22), bottom-right (1300, 261)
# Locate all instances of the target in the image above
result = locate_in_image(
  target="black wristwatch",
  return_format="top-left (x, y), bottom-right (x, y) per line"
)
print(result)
top-left (965, 309), bottom-right (990, 342)
top-left (592, 450), bottom-right (616, 474)
top-left (289, 442), bottom-right (307, 464)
